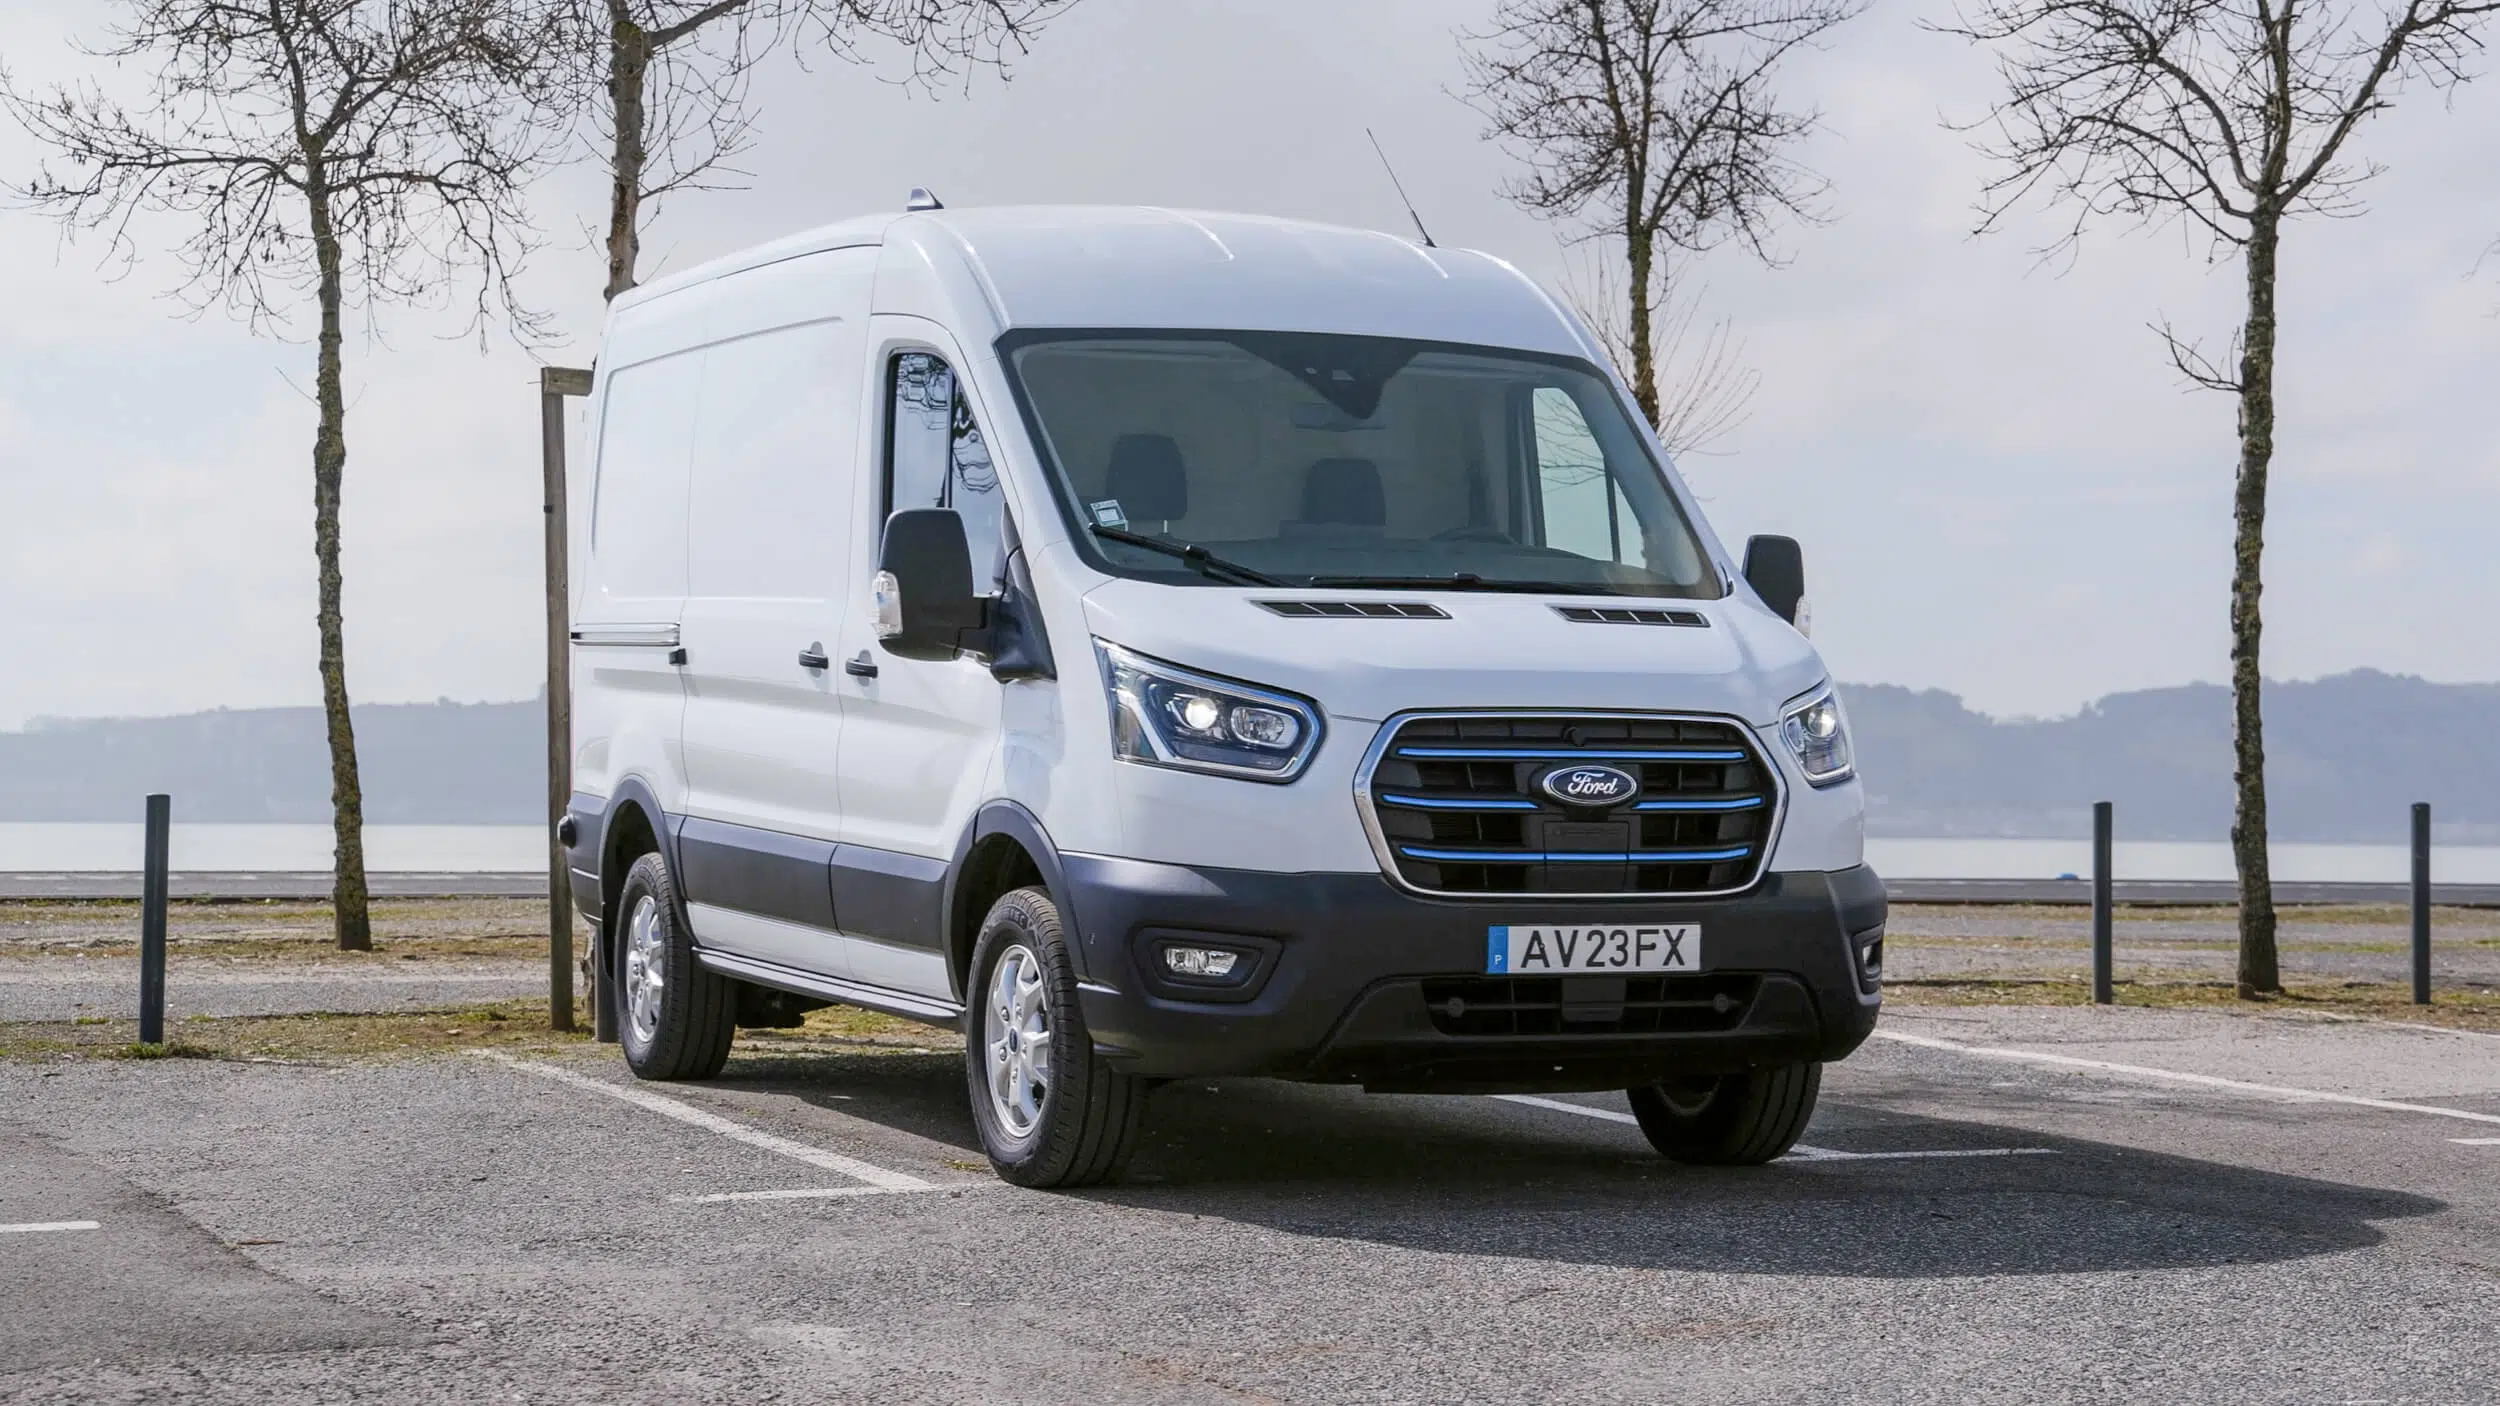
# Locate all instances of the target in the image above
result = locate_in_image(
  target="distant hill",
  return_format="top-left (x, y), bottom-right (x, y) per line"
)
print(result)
top-left (1848, 670), bottom-right (2500, 844)
top-left (2, 670), bottom-right (2491, 841)
top-left (0, 700), bottom-right (545, 825)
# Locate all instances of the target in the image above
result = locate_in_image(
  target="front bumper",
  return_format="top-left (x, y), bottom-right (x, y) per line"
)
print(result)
top-left (1061, 857), bottom-right (1885, 1093)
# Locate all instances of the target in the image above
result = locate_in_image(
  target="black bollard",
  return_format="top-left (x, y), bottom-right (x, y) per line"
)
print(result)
top-left (2412, 802), bottom-right (2431, 1006)
top-left (2092, 801), bottom-right (2113, 1005)
top-left (139, 794), bottom-right (170, 1044)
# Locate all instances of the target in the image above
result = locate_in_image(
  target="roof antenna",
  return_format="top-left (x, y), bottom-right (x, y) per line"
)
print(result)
top-left (906, 187), bottom-right (944, 212)
top-left (1366, 128), bottom-right (1436, 248)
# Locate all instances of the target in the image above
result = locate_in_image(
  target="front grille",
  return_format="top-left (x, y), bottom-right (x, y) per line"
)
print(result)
top-left (1362, 713), bottom-right (1778, 896)
top-left (1421, 973), bottom-right (1761, 1036)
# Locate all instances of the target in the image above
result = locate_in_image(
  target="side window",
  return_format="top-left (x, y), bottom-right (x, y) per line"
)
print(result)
top-left (1531, 387), bottom-right (1637, 565)
top-left (888, 351), bottom-right (1004, 577)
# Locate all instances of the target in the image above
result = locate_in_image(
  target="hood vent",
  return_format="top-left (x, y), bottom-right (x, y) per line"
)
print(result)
top-left (1259, 600), bottom-right (1450, 619)
top-left (1553, 605), bottom-right (1709, 628)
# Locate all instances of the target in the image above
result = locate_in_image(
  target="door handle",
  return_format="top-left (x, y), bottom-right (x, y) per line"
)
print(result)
top-left (844, 651), bottom-right (880, 680)
top-left (798, 645), bottom-right (830, 671)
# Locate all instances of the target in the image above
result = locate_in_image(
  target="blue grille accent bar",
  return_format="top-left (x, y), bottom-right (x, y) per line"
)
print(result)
top-left (1375, 793), bottom-right (1542, 812)
top-left (1631, 796), bottom-right (1766, 812)
top-left (1393, 746), bottom-right (1747, 762)
top-left (1397, 845), bottom-right (1753, 865)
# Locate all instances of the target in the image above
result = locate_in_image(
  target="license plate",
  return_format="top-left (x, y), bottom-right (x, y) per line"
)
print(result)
top-left (1486, 924), bottom-right (1700, 974)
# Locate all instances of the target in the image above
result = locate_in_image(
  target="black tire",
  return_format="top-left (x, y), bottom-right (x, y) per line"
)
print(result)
top-left (614, 851), bottom-right (734, 1081)
top-left (964, 887), bottom-right (1145, 1188)
top-left (1627, 1062), bottom-right (1821, 1166)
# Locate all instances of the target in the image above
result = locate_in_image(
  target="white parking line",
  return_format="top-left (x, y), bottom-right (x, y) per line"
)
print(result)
top-left (1491, 1094), bottom-right (2055, 1162)
top-left (670, 1183), bottom-right (997, 1204)
top-left (2367, 1019), bottom-right (2500, 1044)
top-left (672, 1186), bottom-right (913, 1204)
top-left (2454, 1137), bottom-right (2500, 1146)
top-left (481, 1052), bottom-right (933, 1191)
top-left (0, 1220), bottom-right (100, 1234)
top-left (1874, 1029), bottom-right (2500, 1127)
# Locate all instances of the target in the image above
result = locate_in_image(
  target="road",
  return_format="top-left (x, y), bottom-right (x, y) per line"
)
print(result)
top-left (2, 1005), bottom-right (2495, 1404)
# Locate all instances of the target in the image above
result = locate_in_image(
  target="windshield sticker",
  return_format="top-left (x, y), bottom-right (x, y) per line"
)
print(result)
top-left (1089, 499), bottom-right (1129, 530)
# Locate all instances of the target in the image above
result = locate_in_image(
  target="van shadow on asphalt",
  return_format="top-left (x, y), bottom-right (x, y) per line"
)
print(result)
top-left (712, 1050), bottom-right (2440, 1281)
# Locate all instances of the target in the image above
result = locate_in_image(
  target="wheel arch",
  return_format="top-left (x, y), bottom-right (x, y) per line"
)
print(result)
top-left (595, 777), bottom-right (684, 949)
top-left (944, 801), bottom-right (1078, 1002)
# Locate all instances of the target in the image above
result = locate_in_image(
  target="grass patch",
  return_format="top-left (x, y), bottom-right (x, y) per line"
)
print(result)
top-left (0, 998), bottom-right (594, 1064)
top-left (1890, 903), bottom-right (2496, 928)
top-left (0, 933), bottom-right (550, 962)
top-left (1887, 932), bottom-right (2471, 957)
top-left (110, 1041), bottom-right (215, 1060)
top-left (0, 997), bottom-right (944, 1065)
top-left (1885, 976), bottom-right (2500, 1032)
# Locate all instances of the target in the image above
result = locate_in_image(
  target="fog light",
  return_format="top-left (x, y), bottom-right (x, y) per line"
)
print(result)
top-left (1852, 926), bottom-right (1884, 990)
top-left (1162, 946), bottom-right (1241, 980)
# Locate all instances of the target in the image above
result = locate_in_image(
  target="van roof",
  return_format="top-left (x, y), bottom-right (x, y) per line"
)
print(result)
top-left (613, 205), bottom-right (1590, 358)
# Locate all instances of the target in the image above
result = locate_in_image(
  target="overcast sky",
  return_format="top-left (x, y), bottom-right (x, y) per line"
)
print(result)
top-left (2, 0), bottom-right (2494, 731)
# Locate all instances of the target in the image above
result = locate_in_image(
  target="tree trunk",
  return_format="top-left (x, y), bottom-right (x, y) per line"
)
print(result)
top-left (2229, 212), bottom-right (2281, 997)
top-left (1624, 225), bottom-right (1660, 428)
top-left (604, 7), bottom-right (650, 302)
top-left (307, 182), bottom-right (372, 952)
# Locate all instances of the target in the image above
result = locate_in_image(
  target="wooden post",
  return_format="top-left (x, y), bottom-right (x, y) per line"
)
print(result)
top-left (541, 366), bottom-right (593, 1032)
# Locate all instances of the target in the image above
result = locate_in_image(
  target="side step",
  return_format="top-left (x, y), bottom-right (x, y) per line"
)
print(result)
top-left (693, 948), bottom-right (965, 1030)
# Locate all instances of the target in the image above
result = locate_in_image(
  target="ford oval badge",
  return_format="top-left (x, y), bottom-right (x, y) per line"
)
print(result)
top-left (1541, 764), bottom-right (1640, 807)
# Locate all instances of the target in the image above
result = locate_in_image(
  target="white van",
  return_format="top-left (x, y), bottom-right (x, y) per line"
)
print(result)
top-left (563, 202), bottom-right (1881, 1187)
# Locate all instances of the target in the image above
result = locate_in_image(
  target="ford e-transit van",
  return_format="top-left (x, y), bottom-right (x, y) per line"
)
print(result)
top-left (563, 202), bottom-right (1881, 1187)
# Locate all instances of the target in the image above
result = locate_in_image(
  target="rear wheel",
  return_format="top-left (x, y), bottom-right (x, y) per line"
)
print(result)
top-left (964, 887), bottom-right (1145, 1188)
top-left (1627, 1062), bottom-right (1820, 1165)
top-left (615, 851), bottom-right (734, 1081)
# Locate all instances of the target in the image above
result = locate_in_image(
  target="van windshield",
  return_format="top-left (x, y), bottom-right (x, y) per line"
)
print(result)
top-left (998, 331), bottom-right (1721, 597)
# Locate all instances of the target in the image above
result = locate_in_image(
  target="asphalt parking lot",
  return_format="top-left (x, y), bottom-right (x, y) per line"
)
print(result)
top-left (3, 1001), bottom-right (2495, 1404)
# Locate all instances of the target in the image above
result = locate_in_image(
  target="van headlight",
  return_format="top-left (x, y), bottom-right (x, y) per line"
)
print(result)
top-left (1095, 641), bottom-right (1322, 782)
top-left (1778, 685), bottom-right (1854, 787)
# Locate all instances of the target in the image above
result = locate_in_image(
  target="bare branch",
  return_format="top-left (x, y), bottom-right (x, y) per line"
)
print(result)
top-left (3, 0), bottom-right (569, 340)
top-left (1933, 0), bottom-right (2499, 257)
top-left (1459, 0), bottom-right (1858, 432)
top-left (1562, 240), bottom-right (1759, 455)
top-left (2154, 315), bottom-right (2244, 391)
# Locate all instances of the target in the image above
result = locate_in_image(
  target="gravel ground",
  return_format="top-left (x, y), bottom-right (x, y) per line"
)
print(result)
top-left (0, 900), bottom-right (564, 1021)
top-left (1885, 903), bottom-right (2500, 986)
top-left (3, 1005), bottom-right (2497, 1403)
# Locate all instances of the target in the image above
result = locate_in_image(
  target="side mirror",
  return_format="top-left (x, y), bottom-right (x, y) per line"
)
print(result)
top-left (875, 508), bottom-right (986, 660)
top-left (1741, 534), bottom-right (1806, 626)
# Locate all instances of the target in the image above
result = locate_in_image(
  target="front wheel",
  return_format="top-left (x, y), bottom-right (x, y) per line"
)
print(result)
top-left (964, 887), bottom-right (1145, 1188)
top-left (1627, 1062), bottom-right (1821, 1165)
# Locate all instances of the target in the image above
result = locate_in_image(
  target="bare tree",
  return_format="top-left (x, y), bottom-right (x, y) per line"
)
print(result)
top-left (1460, 0), bottom-right (1862, 434)
top-left (1560, 239), bottom-right (1759, 455)
top-left (4, 0), bottom-right (563, 951)
top-left (587, 0), bottom-right (1084, 302)
top-left (1937, 0), bottom-right (2500, 997)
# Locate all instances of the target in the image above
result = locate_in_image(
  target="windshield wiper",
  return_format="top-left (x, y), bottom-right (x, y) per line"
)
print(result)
top-left (1306, 574), bottom-right (1637, 594)
top-left (1089, 525), bottom-right (1287, 586)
